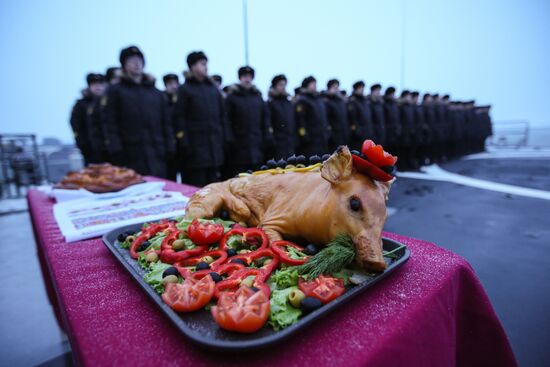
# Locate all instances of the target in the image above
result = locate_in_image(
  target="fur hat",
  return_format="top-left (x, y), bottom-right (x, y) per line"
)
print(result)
top-left (301, 76), bottom-right (316, 89)
top-left (353, 80), bottom-right (365, 90)
top-left (187, 51), bottom-right (208, 68)
top-left (326, 78), bottom-right (339, 89)
top-left (86, 73), bottom-right (106, 86)
top-left (271, 74), bottom-right (287, 87)
top-left (162, 73), bottom-right (179, 85)
top-left (119, 46), bottom-right (145, 66)
top-left (238, 66), bottom-right (255, 79)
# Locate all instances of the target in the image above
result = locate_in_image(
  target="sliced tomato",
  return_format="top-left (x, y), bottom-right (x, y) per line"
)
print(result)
top-left (211, 286), bottom-right (270, 333)
top-left (161, 276), bottom-right (215, 312)
top-left (361, 139), bottom-right (398, 167)
top-left (298, 275), bottom-right (345, 304)
top-left (187, 219), bottom-right (224, 246)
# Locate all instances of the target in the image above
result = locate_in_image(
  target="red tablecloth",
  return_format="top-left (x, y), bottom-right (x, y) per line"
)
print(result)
top-left (28, 177), bottom-right (517, 367)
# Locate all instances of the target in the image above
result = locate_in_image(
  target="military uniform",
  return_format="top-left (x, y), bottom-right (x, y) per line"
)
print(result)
top-left (175, 71), bottom-right (228, 186)
top-left (347, 89), bottom-right (374, 151)
top-left (70, 89), bottom-right (105, 165)
top-left (397, 94), bottom-right (417, 168)
top-left (267, 87), bottom-right (296, 160)
top-left (295, 89), bottom-right (331, 157)
top-left (102, 72), bottom-right (174, 177)
top-left (383, 93), bottom-right (401, 152)
top-left (323, 91), bottom-right (349, 150)
top-left (225, 83), bottom-right (272, 176)
top-left (368, 93), bottom-right (386, 145)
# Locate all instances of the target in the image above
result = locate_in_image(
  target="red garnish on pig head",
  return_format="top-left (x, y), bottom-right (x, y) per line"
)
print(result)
top-left (347, 140), bottom-right (397, 182)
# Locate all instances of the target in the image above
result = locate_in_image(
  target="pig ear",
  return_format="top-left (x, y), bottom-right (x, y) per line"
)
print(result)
top-left (377, 177), bottom-right (395, 200)
top-left (321, 146), bottom-right (353, 184)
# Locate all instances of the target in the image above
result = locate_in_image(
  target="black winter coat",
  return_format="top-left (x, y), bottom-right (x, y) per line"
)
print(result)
top-left (295, 90), bottom-right (331, 157)
top-left (347, 93), bottom-right (374, 150)
top-left (102, 73), bottom-right (174, 178)
top-left (413, 104), bottom-right (430, 145)
top-left (323, 92), bottom-right (349, 148)
top-left (70, 90), bottom-right (106, 165)
top-left (267, 89), bottom-right (296, 159)
top-left (383, 96), bottom-right (401, 146)
top-left (368, 95), bottom-right (386, 145)
top-left (422, 102), bottom-right (438, 143)
top-left (175, 73), bottom-right (228, 169)
top-left (398, 100), bottom-right (415, 146)
top-left (225, 84), bottom-right (272, 166)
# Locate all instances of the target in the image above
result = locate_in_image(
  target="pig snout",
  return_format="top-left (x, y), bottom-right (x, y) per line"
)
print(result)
top-left (353, 230), bottom-right (387, 272)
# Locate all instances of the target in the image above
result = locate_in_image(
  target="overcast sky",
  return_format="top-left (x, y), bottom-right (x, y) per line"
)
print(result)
top-left (1, 0), bottom-right (549, 143)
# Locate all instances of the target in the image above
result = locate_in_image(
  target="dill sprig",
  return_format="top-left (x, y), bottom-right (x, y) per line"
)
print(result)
top-left (297, 234), bottom-right (355, 279)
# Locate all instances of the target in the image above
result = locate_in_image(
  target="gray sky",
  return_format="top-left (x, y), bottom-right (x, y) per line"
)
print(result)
top-left (1, 0), bottom-right (549, 143)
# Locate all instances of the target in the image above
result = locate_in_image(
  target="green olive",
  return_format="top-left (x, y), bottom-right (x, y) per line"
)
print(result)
top-left (288, 289), bottom-right (306, 308)
top-left (172, 239), bottom-right (186, 251)
top-left (162, 275), bottom-right (179, 284)
top-left (202, 255), bottom-right (215, 264)
top-left (145, 252), bottom-right (158, 262)
top-left (126, 235), bottom-right (136, 243)
top-left (241, 276), bottom-right (255, 288)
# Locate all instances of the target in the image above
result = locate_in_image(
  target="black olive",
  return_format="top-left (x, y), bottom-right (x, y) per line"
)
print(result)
top-left (266, 159), bottom-right (277, 169)
top-left (246, 170), bottom-right (253, 174)
top-left (226, 248), bottom-right (237, 257)
top-left (322, 154), bottom-right (331, 161)
top-left (250, 286), bottom-right (260, 292)
top-left (162, 266), bottom-right (179, 278)
top-left (304, 244), bottom-right (318, 255)
top-left (260, 165), bottom-right (269, 170)
top-left (117, 233), bottom-right (127, 242)
top-left (230, 258), bottom-right (247, 266)
top-left (351, 150), bottom-right (361, 156)
top-left (296, 155), bottom-right (307, 165)
top-left (350, 197), bottom-right (362, 212)
top-left (359, 153), bottom-right (367, 160)
top-left (381, 165), bottom-right (395, 174)
top-left (209, 272), bottom-right (223, 283)
top-left (196, 261), bottom-right (211, 271)
top-left (309, 155), bottom-right (321, 164)
top-left (300, 297), bottom-right (323, 314)
top-left (219, 209), bottom-right (230, 220)
top-left (287, 155), bottom-right (297, 165)
top-left (277, 159), bottom-right (287, 168)
top-left (137, 241), bottom-right (150, 252)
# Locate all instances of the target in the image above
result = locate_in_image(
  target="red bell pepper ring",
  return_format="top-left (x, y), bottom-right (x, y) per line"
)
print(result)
top-left (270, 240), bottom-right (309, 266)
top-left (192, 262), bottom-right (246, 282)
top-left (229, 248), bottom-right (279, 276)
top-left (214, 268), bottom-right (271, 298)
top-left (178, 249), bottom-right (228, 271)
top-left (130, 221), bottom-right (176, 259)
top-left (351, 154), bottom-right (394, 182)
top-left (159, 230), bottom-right (209, 264)
top-left (219, 227), bottom-right (269, 251)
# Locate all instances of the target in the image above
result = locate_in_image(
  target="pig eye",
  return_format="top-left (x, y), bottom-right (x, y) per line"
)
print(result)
top-left (349, 197), bottom-right (362, 212)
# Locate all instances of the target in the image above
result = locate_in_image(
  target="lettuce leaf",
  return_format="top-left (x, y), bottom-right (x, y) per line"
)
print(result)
top-left (268, 287), bottom-right (302, 331)
top-left (268, 267), bottom-right (299, 289)
top-left (143, 262), bottom-right (172, 294)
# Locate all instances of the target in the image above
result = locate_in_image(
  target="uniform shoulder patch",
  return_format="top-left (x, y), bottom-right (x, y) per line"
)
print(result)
top-left (100, 96), bottom-right (107, 106)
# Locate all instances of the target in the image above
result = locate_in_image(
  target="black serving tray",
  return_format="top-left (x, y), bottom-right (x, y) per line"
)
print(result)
top-left (103, 223), bottom-right (410, 351)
